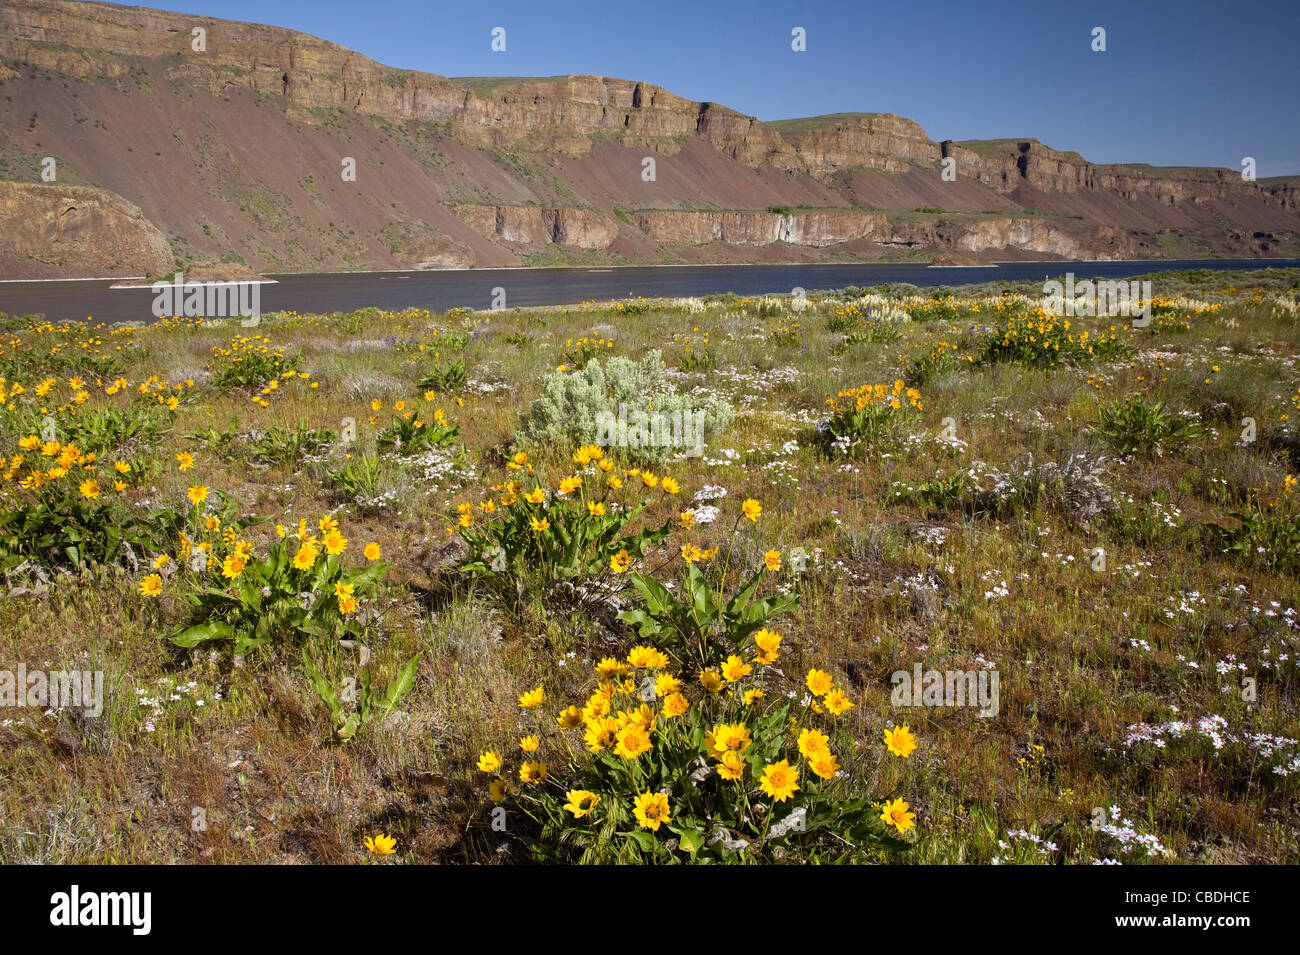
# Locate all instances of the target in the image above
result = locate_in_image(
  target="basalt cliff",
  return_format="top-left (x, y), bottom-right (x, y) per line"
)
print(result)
top-left (1, 0), bottom-right (1296, 278)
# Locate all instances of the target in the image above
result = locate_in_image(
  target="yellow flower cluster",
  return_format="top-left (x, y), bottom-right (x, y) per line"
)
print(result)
top-left (828, 380), bottom-right (923, 414)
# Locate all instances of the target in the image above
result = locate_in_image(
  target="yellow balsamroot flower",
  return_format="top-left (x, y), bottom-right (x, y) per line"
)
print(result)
top-left (519, 761), bottom-right (547, 785)
top-left (810, 753), bottom-right (842, 780)
top-left (507, 451), bottom-right (528, 470)
top-left (743, 688), bottom-right (765, 705)
top-left (334, 582), bottom-right (358, 614)
top-left (371, 399), bottom-right (382, 412)
top-left (564, 790), bottom-right (601, 819)
top-left (764, 549), bottom-right (781, 571)
top-left (609, 549), bottom-right (631, 573)
top-left (753, 628), bottom-right (783, 665)
top-left (138, 574), bottom-right (163, 597)
top-left (704, 722), bottom-right (752, 759)
top-left (114, 460), bottom-right (131, 474)
top-left (221, 554), bottom-right (246, 580)
top-left (824, 688), bottom-right (854, 715)
top-left (700, 669), bottom-right (725, 693)
top-left (720, 655), bottom-right (752, 683)
top-left (607, 475), bottom-right (623, 490)
top-left (79, 478), bottom-right (101, 500)
top-left (627, 645), bottom-right (669, 670)
top-left (518, 686), bottom-right (545, 709)
top-left (153, 554), bottom-right (170, 570)
top-left (594, 657), bottom-right (626, 680)
top-left (176, 451), bottom-right (195, 471)
top-left (364, 833), bottom-right (397, 855)
top-left (488, 778), bottom-right (507, 802)
top-left (19, 435), bottom-right (40, 451)
top-left (883, 724), bottom-right (918, 758)
top-left (654, 673), bottom-right (681, 697)
top-left (187, 485), bottom-right (208, 505)
top-left (759, 760), bottom-right (800, 803)
top-left (524, 487), bottom-right (545, 505)
top-left (587, 500), bottom-right (606, 516)
top-left (557, 476), bottom-right (581, 496)
top-left (555, 705), bottom-right (583, 730)
top-left (662, 692), bottom-right (690, 718)
top-left (742, 498), bottom-right (761, 522)
top-left (614, 723), bottom-right (652, 760)
top-left (323, 530), bottom-right (348, 555)
top-left (620, 703), bottom-right (656, 732)
top-left (679, 510), bottom-right (696, 529)
top-left (660, 476), bottom-right (680, 495)
top-left (364, 542), bottom-right (381, 561)
top-left (584, 716), bottom-right (621, 752)
top-left (598, 458), bottom-right (615, 472)
top-left (476, 750), bottom-right (502, 773)
top-left (41, 441), bottom-right (61, 457)
top-left (519, 735), bottom-right (540, 753)
top-left (806, 668), bottom-right (835, 697)
top-left (717, 750), bottom-right (745, 781)
top-left (633, 792), bottom-right (671, 832)
top-left (292, 544), bottom-right (318, 570)
top-left (528, 516), bottom-right (549, 533)
top-left (797, 728), bottom-right (831, 760)
top-left (681, 542), bottom-right (704, 563)
top-left (880, 797), bottom-right (916, 834)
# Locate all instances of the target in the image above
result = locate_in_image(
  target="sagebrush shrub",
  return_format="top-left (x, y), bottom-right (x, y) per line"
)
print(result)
top-left (518, 351), bottom-right (733, 465)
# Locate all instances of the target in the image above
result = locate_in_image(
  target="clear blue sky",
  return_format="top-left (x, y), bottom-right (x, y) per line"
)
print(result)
top-left (147, 0), bottom-right (1299, 176)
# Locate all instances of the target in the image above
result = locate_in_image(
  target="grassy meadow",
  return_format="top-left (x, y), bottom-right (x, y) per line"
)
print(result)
top-left (1, 267), bottom-right (1298, 864)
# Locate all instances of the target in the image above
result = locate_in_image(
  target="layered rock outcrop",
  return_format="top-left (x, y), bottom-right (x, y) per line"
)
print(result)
top-left (448, 205), bottom-right (618, 249)
top-left (634, 210), bottom-right (883, 247)
top-left (0, 181), bottom-right (175, 279)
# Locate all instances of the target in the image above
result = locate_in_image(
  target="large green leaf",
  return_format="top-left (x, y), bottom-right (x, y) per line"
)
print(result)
top-left (170, 620), bottom-right (236, 647)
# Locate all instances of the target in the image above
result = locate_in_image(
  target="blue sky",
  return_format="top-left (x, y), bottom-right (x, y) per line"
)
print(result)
top-left (150, 0), bottom-right (1299, 176)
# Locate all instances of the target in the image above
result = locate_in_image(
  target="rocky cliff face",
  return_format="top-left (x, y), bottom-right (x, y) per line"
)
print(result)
top-left (0, 181), bottom-right (175, 279)
top-left (879, 216), bottom-right (1151, 260)
top-left (634, 210), bottom-right (884, 247)
top-left (941, 138), bottom-right (1287, 205)
top-left (774, 115), bottom-right (943, 174)
top-left (448, 205), bottom-right (618, 249)
top-left (0, 0), bottom-right (1295, 276)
